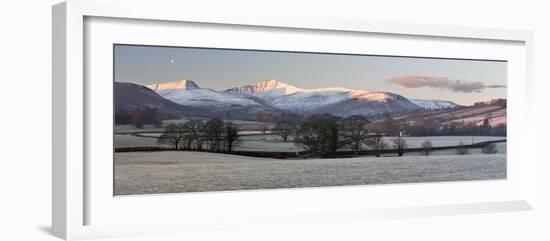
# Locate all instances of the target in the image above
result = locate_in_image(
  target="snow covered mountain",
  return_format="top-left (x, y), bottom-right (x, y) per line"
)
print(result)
top-left (224, 80), bottom-right (420, 114)
top-left (225, 79), bottom-right (351, 96)
top-left (140, 79), bottom-right (458, 119)
top-left (410, 99), bottom-right (459, 110)
top-left (224, 79), bottom-right (304, 97)
top-left (145, 80), bottom-right (282, 119)
top-left (147, 80), bottom-right (251, 108)
top-left (146, 79), bottom-right (199, 90)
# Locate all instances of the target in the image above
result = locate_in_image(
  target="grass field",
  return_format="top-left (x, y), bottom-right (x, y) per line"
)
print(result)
top-left (114, 151), bottom-right (506, 195)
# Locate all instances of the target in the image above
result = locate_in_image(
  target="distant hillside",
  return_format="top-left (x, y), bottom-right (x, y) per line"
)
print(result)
top-left (115, 82), bottom-right (213, 117)
top-left (115, 82), bottom-right (184, 111)
top-left (392, 104), bottom-right (506, 127)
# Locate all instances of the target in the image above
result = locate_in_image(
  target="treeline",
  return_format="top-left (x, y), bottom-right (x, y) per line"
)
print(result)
top-left (269, 113), bottom-right (403, 157)
top-left (296, 114), bottom-right (417, 157)
top-left (155, 113), bottom-right (503, 158)
top-left (158, 114), bottom-right (390, 157)
top-left (157, 119), bottom-right (240, 153)
top-left (269, 113), bottom-right (503, 158)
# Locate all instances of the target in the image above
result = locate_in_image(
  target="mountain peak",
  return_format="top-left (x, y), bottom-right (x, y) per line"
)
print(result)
top-left (146, 80), bottom-right (199, 90)
top-left (251, 79), bottom-right (290, 89)
top-left (225, 79), bottom-right (301, 96)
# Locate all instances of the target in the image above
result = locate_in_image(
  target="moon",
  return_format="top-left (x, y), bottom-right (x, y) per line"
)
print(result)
top-left (170, 59), bottom-right (175, 64)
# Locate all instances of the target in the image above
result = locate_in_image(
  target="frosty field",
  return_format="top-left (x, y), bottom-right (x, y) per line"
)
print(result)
top-left (114, 151), bottom-right (506, 195)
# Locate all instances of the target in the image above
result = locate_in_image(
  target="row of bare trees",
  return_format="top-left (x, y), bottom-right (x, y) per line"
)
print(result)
top-left (270, 113), bottom-right (500, 157)
top-left (158, 118), bottom-right (240, 153)
top-left (157, 114), bottom-right (499, 157)
top-left (271, 113), bottom-right (413, 157)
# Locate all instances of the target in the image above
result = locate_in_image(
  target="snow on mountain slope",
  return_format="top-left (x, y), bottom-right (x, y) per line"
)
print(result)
top-left (224, 79), bottom-right (303, 97)
top-left (146, 80), bottom-right (200, 90)
top-left (154, 88), bottom-right (263, 109)
top-left (224, 80), bottom-right (413, 113)
top-left (410, 99), bottom-right (459, 110)
top-left (311, 91), bottom-right (420, 116)
top-left (225, 79), bottom-right (351, 99)
top-left (164, 89), bottom-right (281, 118)
top-left (145, 79), bottom-right (261, 108)
top-left (349, 90), bottom-right (398, 102)
top-left (269, 90), bottom-right (351, 110)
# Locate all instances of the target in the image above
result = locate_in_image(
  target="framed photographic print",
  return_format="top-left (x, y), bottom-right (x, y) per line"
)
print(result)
top-left (113, 45), bottom-right (509, 195)
top-left (53, 0), bottom-right (535, 240)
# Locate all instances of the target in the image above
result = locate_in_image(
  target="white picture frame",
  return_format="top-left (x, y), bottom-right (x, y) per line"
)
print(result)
top-left (52, 0), bottom-right (535, 240)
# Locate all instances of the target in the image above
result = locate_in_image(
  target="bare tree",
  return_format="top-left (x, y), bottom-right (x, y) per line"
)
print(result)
top-left (327, 119), bottom-right (341, 154)
top-left (392, 136), bottom-right (407, 156)
top-left (342, 115), bottom-right (370, 156)
top-left (182, 120), bottom-right (204, 150)
top-left (295, 114), bottom-right (343, 157)
top-left (204, 118), bottom-right (225, 152)
top-left (456, 141), bottom-right (470, 155)
top-left (420, 140), bottom-right (433, 156)
top-left (224, 121), bottom-right (240, 153)
top-left (366, 136), bottom-right (388, 157)
top-left (295, 120), bottom-right (321, 155)
top-left (157, 123), bottom-right (185, 150)
top-left (195, 133), bottom-right (205, 151)
top-left (273, 120), bottom-right (296, 142)
top-left (481, 143), bottom-right (498, 154)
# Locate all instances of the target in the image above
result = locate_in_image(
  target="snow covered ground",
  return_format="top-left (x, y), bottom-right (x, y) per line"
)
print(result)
top-left (114, 151), bottom-right (506, 195)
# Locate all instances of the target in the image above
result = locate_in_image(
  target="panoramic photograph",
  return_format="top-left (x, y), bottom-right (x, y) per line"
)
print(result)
top-left (114, 44), bottom-right (507, 195)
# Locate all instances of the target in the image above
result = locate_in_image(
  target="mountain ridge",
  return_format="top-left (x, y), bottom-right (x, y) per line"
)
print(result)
top-left (123, 79), bottom-right (462, 119)
top-left (146, 79), bottom-right (200, 90)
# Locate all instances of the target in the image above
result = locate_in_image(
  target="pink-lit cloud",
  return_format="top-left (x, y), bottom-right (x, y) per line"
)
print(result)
top-left (386, 75), bottom-right (506, 93)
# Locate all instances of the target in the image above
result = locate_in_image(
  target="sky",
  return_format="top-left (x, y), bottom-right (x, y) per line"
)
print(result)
top-left (114, 44), bottom-right (507, 105)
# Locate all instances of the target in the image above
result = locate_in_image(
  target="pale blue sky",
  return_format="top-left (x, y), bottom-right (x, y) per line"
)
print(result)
top-left (114, 44), bottom-right (507, 105)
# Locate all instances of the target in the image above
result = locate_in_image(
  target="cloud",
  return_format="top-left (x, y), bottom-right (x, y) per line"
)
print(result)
top-left (386, 75), bottom-right (506, 93)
